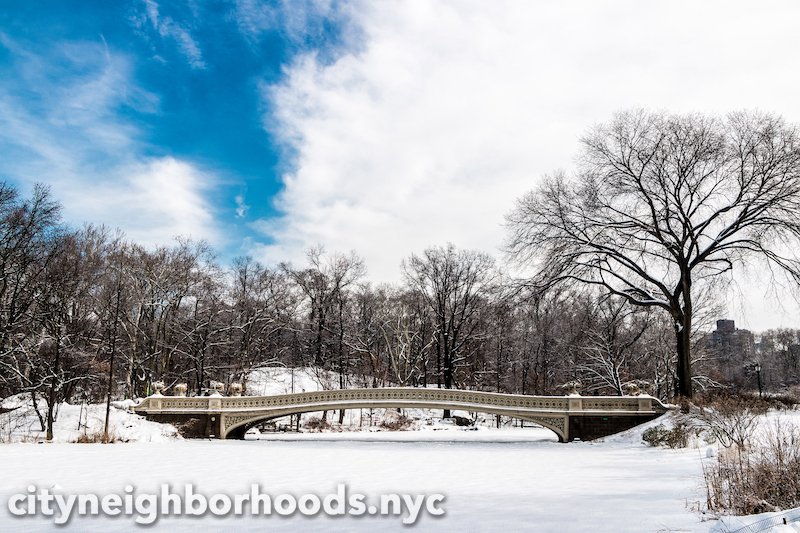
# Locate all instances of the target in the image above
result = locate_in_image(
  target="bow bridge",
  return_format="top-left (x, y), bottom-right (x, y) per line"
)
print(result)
top-left (133, 388), bottom-right (671, 442)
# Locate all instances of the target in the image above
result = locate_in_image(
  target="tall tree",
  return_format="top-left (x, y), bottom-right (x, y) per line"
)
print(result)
top-left (283, 248), bottom-right (365, 422)
top-left (578, 298), bottom-right (650, 395)
top-left (404, 244), bottom-right (496, 398)
top-left (282, 247), bottom-right (365, 369)
top-left (0, 184), bottom-right (62, 396)
top-left (508, 110), bottom-right (800, 397)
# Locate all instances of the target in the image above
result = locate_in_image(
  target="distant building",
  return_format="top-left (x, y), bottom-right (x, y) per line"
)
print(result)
top-left (706, 319), bottom-right (755, 384)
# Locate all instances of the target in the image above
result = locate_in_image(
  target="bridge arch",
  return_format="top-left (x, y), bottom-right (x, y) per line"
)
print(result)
top-left (133, 387), bottom-right (669, 442)
top-left (221, 400), bottom-right (568, 441)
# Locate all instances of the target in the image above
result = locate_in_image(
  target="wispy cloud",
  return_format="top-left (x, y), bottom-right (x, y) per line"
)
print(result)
top-left (0, 34), bottom-right (220, 245)
top-left (230, 0), bottom-right (277, 43)
top-left (235, 194), bottom-right (249, 218)
top-left (135, 0), bottom-right (206, 69)
top-left (231, 0), bottom-right (354, 49)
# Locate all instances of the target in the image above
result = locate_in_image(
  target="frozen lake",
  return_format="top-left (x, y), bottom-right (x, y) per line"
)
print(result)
top-left (0, 427), bottom-right (709, 532)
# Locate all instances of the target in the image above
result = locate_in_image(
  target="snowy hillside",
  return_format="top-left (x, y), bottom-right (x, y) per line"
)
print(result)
top-left (0, 394), bottom-right (178, 443)
top-left (246, 366), bottom-right (351, 395)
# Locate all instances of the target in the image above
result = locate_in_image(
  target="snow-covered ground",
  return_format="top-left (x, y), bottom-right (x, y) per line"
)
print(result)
top-left (246, 366), bottom-right (346, 395)
top-left (1, 368), bottom-right (799, 531)
top-left (0, 426), bottom-right (709, 532)
top-left (0, 395), bottom-right (177, 443)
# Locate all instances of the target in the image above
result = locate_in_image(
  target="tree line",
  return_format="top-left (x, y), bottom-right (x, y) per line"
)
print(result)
top-left (0, 183), bottom-right (693, 436)
top-left (4, 110), bottom-right (800, 438)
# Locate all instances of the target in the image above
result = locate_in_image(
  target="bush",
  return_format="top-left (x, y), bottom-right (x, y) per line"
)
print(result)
top-left (73, 431), bottom-right (121, 443)
top-left (451, 415), bottom-right (474, 427)
top-left (642, 422), bottom-right (692, 448)
top-left (304, 416), bottom-right (330, 432)
top-left (176, 417), bottom-right (207, 438)
top-left (380, 414), bottom-right (413, 431)
top-left (761, 392), bottom-right (799, 410)
top-left (704, 418), bottom-right (800, 514)
top-left (691, 393), bottom-right (767, 450)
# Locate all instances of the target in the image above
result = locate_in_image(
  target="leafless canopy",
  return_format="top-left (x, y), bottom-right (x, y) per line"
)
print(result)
top-left (507, 110), bottom-right (800, 396)
top-left (403, 244), bottom-right (496, 390)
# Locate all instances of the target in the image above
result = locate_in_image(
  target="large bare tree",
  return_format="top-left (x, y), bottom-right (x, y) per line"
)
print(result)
top-left (404, 244), bottom-right (496, 394)
top-left (507, 110), bottom-right (800, 397)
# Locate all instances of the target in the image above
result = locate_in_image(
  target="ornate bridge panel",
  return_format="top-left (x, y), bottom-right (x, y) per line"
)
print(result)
top-left (133, 388), bottom-right (670, 442)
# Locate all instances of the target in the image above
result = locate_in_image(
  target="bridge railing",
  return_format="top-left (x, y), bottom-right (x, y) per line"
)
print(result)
top-left (134, 387), bottom-right (670, 415)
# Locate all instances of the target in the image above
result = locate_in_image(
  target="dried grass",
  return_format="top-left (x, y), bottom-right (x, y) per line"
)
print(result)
top-left (73, 431), bottom-right (121, 444)
top-left (703, 417), bottom-right (800, 515)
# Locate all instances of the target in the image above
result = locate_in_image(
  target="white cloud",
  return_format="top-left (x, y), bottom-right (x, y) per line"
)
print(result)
top-left (235, 194), bottom-right (249, 218)
top-left (61, 157), bottom-right (220, 246)
top-left (257, 0), bottom-right (800, 330)
top-left (141, 0), bottom-right (206, 69)
top-left (0, 37), bottom-right (220, 246)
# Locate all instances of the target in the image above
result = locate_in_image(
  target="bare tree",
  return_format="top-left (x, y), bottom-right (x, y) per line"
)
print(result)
top-left (578, 298), bottom-right (650, 395)
top-left (282, 247), bottom-right (365, 369)
top-left (226, 257), bottom-right (297, 388)
top-left (403, 244), bottom-right (496, 399)
top-left (0, 184), bottom-right (62, 397)
top-left (380, 288), bottom-right (434, 387)
top-left (508, 110), bottom-right (800, 397)
top-left (283, 247), bottom-right (365, 422)
top-left (37, 229), bottom-right (105, 439)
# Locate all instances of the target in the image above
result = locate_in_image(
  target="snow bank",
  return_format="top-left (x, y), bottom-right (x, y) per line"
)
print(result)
top-left (711, 508), bottom-right (800, 532)
top-left (0, 394), bottom-right (178, 443)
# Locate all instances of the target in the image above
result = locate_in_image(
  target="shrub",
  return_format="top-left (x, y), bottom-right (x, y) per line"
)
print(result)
top-left (704, 418), bottom-right (800, 514)
top-left (74, 431), bottom-right (121, 443)
top-left (380, 414), bottom-right (413, 431)
top-left (304, 416), bottom-right (330, 431)
top-left (176, 417), bottom-right (207, 438)
top-left (691, 392), bottom-right (767, 450)
top-left (642, 422), bottom-right (692, 448)
top-left (761, 392), bottom-right (799, 410)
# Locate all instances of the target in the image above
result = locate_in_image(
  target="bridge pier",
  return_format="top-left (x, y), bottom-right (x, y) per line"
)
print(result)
top-left (567, 414), bottom-right (662, 441)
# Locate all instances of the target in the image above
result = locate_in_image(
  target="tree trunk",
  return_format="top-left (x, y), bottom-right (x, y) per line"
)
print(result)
top-left (674, 315), bottom-right (693, 398)
top-left (435, 336), bottom-right (442, 388)
top-left (104, 280), bottom-right (122, 440)
top-left (31, 392), bottom-right (45, 432)
top-left (441, 331), bottom-right (451, 418)
top-left (338, 300), bottom-right (345, 424)
top-left (46, 336), bottom-right (61, 441)
top-left (314, 306), bottom-right (325, 367)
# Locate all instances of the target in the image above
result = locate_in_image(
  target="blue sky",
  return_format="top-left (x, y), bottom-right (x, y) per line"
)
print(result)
top-left (0, 0), bottom-right (353, 253)
top-left (2, 0), bottom-right (800, 329)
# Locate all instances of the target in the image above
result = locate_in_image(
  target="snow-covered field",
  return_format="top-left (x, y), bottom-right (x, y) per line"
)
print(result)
top-left (0, 426), bottom-right (709, 532)
top-left (1, 368), bottom-right (798, 532)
